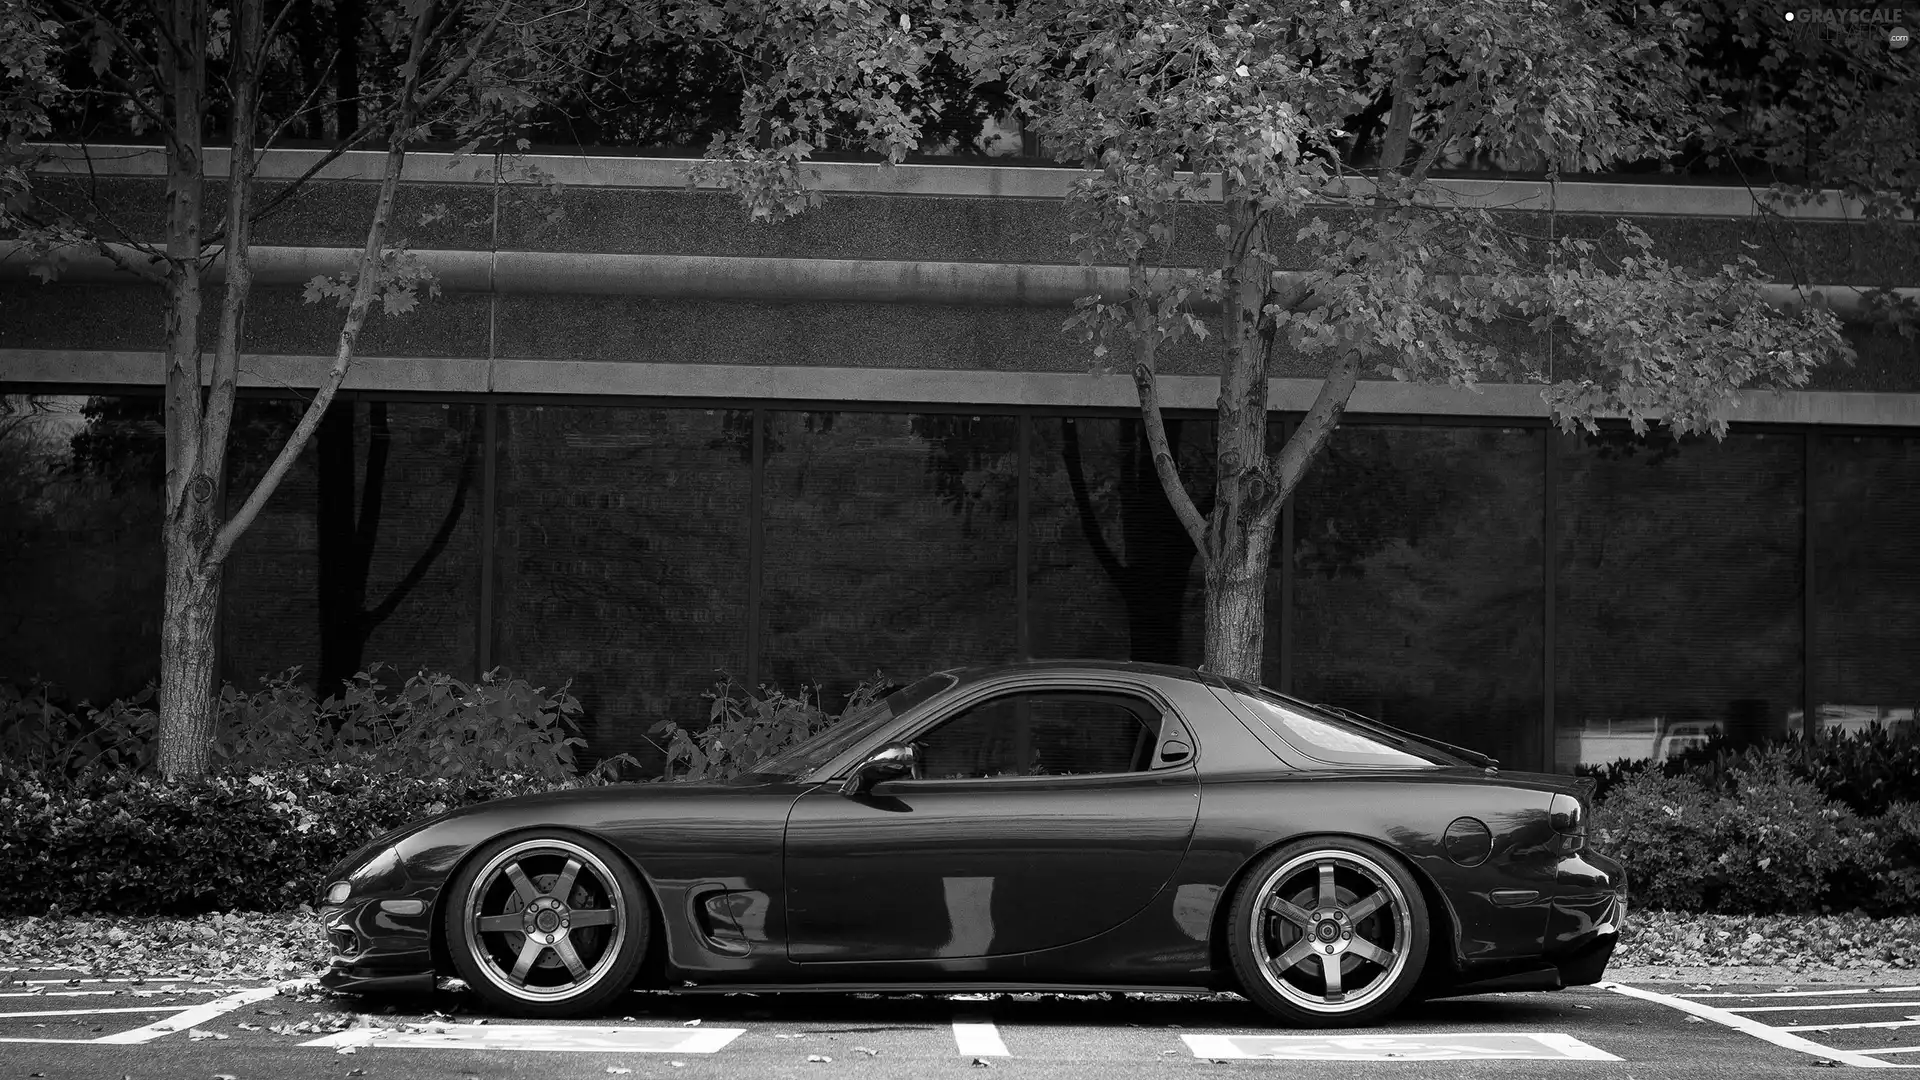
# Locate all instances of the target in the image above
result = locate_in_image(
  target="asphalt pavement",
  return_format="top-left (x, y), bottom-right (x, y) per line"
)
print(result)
top-left (4, 969), bottom-right (1919, 1079)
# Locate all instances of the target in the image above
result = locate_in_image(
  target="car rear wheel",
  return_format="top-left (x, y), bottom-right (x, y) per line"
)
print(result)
top-left (445, 831), bottom-right (649, 1017)
top-left (1227, 838), bottom-right (1429, 1027)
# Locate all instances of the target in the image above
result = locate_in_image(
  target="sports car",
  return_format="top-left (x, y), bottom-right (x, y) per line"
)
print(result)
top-left (317, 660), bottom-right (1627, 1027)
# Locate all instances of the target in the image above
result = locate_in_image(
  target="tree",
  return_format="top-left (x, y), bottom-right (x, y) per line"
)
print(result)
top-left (5, 0), bottom-right (965, 777)
top-left (922, 0), bottom-right (1856, 682)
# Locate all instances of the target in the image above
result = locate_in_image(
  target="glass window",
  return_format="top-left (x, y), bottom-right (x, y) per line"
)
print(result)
top-left (1554, 429), bottom-right (1804, 771)
top-left (0, 394), bottom-right (164, 705)
top-left (1233, 691), bottom-right (1438, 768)
top-left (494, 405), bottom-right (750, 764)
top-left (224, 398), bottom-right (481, 693)
top-left (759, 412), bottom-right (1019, 708)
top-left (1812, 434), bottom-right (1920, 735)
top-left (1026, 416), bottom-right (1215, 670)
top-left (1291, 425), bottom-right (1546, 768)
top-left (913, 692), bottom-right (1164, 778)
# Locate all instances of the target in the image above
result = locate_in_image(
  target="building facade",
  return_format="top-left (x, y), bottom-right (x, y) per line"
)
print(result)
top-left (2, 147), bottom-right (1917, 773)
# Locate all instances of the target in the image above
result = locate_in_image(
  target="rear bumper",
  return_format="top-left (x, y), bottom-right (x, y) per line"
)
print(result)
top-left (1546, 847), bottom-right (1628, 985)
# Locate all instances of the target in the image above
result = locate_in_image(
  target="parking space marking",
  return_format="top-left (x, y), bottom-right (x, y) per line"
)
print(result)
top-left (1731, 1002), bottom-right (1920, 1014)
top-left (1790, 1018), bottom-right (1920, 1033)
top-left (93, 987), bottom-right (277, 1044)
top-left (304, 1024), bottom-right (745, 1054)
top-left (1603, 982), bottom-right (1907, 1069)
top-left (952, 1017), bottom-right (1010, 1056)
top-left (1691, 987), bottom-right (1920, 1000)
top-left (0, 1006), bottom-right (188, 1018)
top-left (1182, 1032), bottom-right (1619, 1061)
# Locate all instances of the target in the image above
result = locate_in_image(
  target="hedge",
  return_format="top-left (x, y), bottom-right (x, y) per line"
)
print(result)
top-left (1592, 765), bottom-right (1920, 916)
top-left (0, 764), bottom-right (578, 916)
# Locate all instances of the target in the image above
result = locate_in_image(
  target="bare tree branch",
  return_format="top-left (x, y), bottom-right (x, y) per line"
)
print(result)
top-left (1127, 261), bottom-right (1210, 563)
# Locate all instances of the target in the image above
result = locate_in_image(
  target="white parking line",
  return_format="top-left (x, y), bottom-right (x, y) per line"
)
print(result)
top-left (0, 1006), bottom-right (186, 1018)
top-left (1731, 1001), bottom-right (1920, 1014)
top-left (952, 1017), bottom-right (1010, 1056)
top-left (1690, 987), bottom-right (1920, 1000)
top-left (1603, 982), bottom-right (1907, 1068)
top-left (94, 987), bottom-right (277, 1044)
top-left (1790, 1018), bottom-right (1920, 1033)
top-left (305, 1024), bottom-right (745, 1054)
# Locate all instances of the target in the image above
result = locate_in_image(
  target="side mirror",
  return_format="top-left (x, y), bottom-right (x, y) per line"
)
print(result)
top-left (839, 742), bottom-right (918, 797)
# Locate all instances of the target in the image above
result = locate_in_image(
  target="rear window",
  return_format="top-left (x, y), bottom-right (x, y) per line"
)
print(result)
top-left (1233, 691), bottom-right (1443, 768)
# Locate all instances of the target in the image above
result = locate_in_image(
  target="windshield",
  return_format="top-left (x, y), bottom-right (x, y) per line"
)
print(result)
top-left (746, 671), bottom-right (958, 779)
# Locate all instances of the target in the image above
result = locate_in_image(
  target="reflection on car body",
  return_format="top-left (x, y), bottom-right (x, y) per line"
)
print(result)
top-left (318, 660), bottom-right (1627, 1028)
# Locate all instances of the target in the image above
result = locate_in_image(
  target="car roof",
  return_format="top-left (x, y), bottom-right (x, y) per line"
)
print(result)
top-left (936, 659), bottom-right (1222, 688)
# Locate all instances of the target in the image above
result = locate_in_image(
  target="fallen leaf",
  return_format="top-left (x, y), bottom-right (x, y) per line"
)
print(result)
top-left (336, 1046), bottom-right (358, 1055)
top-left (682, 1018), bottom-right (702, 1026)
top-left (971, 1058), bottom-right (994, 1068)
top-left (852, 1046), bottom-right (878, 1056)
top-left (1685, 1016), bottom-right (1706, 1024)
top-left (607, 1068), bottom-right (634, 1075)
top-left (807, 1054), bottom-right (833, 1063)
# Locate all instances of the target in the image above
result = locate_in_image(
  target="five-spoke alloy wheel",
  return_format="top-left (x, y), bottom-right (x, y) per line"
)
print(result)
top-left (1228, 838), bottom-right (1429, 1027)
top-left (445, 831), bottom-right (649, 1017)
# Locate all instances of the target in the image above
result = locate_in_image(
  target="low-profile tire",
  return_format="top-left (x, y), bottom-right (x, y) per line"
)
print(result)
top-left (1227, 837), bottom-right (1429, 1028)
top-left (444, 830), bottom-right (649, 1018)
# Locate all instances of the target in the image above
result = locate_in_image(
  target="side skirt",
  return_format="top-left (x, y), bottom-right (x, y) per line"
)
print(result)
top-left (668, 982), bottom-right (1219, 996)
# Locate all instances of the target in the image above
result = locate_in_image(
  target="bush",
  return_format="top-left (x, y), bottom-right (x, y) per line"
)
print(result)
top-left (649, 675), bottom-right (889, 782)
top-left (1, 666), bottom-right (591, 783)
top-left (1595, 761), bottom-right (1920, 916)
top-left (0, 763), bottom-right (578, 916)
top-left (1582, 723), bottom-right (1920, 818)
top-left (1592, 771), bottom-right (1722, 912)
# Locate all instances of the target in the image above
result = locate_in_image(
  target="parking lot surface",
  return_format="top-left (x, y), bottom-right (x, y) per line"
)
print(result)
top-left (4, 969), bottom-right (1918, 1078)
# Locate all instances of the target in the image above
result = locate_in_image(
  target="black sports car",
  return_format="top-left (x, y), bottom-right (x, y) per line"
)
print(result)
top-left (318, 661), bottom-right (1626, 1027)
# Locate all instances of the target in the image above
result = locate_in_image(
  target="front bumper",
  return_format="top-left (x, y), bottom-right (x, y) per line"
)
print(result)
top-left (317, 895), bottom-right (440, 995)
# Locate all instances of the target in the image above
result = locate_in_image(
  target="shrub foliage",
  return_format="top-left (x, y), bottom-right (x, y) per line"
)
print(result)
top-left (1, 665), bottom-right (588, 782)
top-left (0, 764), bottom-right (573, 915)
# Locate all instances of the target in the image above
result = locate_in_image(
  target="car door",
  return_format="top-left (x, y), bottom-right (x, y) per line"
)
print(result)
top-left (781, 682), bottom-right (1201, 963)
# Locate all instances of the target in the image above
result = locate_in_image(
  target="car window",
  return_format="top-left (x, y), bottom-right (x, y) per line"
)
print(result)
top-left (913, 691), bottom-right (1166, 779)
top-left (746, 671), bottom-right (958, 779)
top-left (1233, 691), bottom-right (1439, 768)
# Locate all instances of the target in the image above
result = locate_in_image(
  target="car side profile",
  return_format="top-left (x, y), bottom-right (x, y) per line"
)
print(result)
top-left (318, 660), bottom-right (1627, 1027)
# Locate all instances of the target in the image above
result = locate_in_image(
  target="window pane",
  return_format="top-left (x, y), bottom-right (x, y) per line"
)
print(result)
top-left (1554, 430), bottom-right (1804, 770)
top-left (1233, 691), bottom-right (1436, 767)
top-left (494, 405), bottom-right (750, 763)
top-left (224, 399), bottom-right (481, 692)
top-left (759, 412), bottom-right (1018, 706)
top-left (1027, 416), bottom-right (1213, 668)
top-left (916, 692), bottom-right (1157, 778)
top-left (0, 394), bottom-right (164, 704)
top-left (1291, 425), bottom-right (1546, 768)
top-left (1813, 434), bottom-right (1920, 733)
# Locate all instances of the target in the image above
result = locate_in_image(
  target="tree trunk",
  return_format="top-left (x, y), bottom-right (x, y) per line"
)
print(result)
top-left (1201, 512), bottom-right (1277, 682)
top-left (157, 507), bottom-right (223, 778)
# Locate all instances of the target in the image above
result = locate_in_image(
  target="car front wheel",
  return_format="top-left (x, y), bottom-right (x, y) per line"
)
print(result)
top-left (445, 831), bottom-right (649, 1017)
top-left (1227, 838), bottom-right (1429, 1027)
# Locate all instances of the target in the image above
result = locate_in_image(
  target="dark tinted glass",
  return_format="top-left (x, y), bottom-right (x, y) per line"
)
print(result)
top-left (0, 394), bottom-right (164, 703)
top-left (1027, 416), bottom-right (1216, 669)
top-left (758, 412), bottom-right (1018, 707)
top-left (224, 399), bottom-right (481, 692)
top-left (915, 692), bottom-right (1161, 778)
top-left (1291, 425), bottom-right (1546, 768)
top-left (1554, 430), bottom-right (1803, 770)
top-left (494, 405), bottom-right (750, 761)
top-left (1813, 434), bottom-right (1920, 733)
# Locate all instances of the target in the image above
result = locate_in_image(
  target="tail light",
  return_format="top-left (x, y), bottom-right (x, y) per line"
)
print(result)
top-left (1549, 792), bottom-right (1586, 852)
